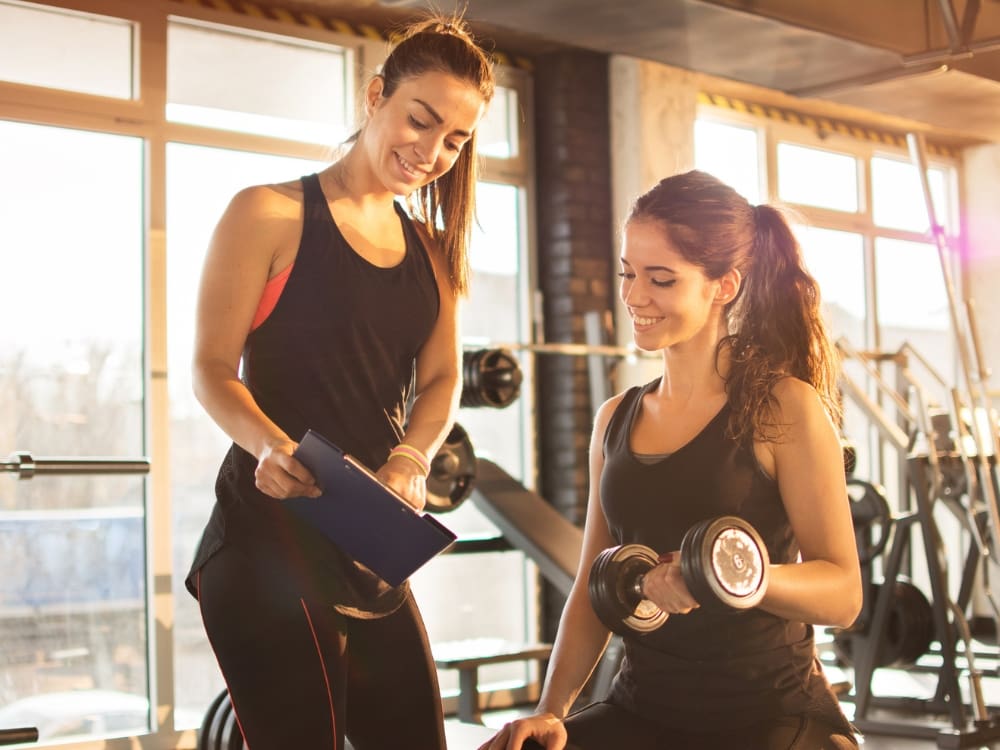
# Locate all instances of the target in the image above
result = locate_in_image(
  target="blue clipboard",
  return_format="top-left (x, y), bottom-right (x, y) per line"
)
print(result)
top-left (286, 430), bottom-right (457, 586)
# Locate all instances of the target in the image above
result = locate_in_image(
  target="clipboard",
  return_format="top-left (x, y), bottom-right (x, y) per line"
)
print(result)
top-left (285, 430), bottom-right (457, 586)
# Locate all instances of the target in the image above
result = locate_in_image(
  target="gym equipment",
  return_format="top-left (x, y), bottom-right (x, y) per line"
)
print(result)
top-left (588, 516), bottom-right (770, 636)
top-left (589, 544), bottom-right (668, 634)
top-left (831, 134), bottom-right (1000, 746)
top-left (0, 453), bottom-right (149, 479)
top-left (832, 578), bottom-right (935, 669)
top-left (460, 348), bottom-right (523, 409)
top-left (425, 422), bottom-right (477, 513)
top-left (0, 728), bottom-right (38, 746)
top-left (470, 458), bottom-right (583, 597)
top-left (847, 478), bottom-right (893, 565)
top-left (198, 690), bottom-right (244, 750)
top-left (842, 440), bottom-right (857, 476)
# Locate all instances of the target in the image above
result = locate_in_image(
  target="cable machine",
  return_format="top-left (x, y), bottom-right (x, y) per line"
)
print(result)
top-left (834, 134), bottom-right (1000, 748)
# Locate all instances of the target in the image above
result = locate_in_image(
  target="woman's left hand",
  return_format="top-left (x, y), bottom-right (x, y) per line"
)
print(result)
top-left (376, 458), bottom-right (428, 512)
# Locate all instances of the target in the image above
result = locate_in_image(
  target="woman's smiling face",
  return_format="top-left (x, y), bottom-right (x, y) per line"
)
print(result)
top-left (619, 219), bottom-right (733, 351)
top-left (363, 70), bottom-right (486, 195)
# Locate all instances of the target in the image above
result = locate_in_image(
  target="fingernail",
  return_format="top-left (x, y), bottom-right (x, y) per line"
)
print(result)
top-left (658, 552), bottom-right (674, 563)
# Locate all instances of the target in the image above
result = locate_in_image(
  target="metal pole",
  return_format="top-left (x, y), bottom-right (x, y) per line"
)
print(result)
top-left (907, 134), bottom-right (1000, 483)
top-left (0, 453), bottom-right (150, 479)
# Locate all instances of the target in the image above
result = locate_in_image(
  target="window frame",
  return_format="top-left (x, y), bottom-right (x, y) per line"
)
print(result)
top-left (0, 2), bottom-right (538, 747)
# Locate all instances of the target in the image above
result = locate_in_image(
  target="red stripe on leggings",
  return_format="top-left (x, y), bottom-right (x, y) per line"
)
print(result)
top-left (300, 598), bottom-right (338, 747)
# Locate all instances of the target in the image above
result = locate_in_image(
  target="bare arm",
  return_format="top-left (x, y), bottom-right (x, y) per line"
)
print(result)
top-left (479, 395), bottom-right (622, 750)
top-left (376, 228), bottom-right (462, 509)
top-left (756, 377), bottom-right (863, 627)
top-left (191, 185), bottom-right (320, 499)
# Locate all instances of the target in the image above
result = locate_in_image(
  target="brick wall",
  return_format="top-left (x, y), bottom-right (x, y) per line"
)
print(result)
top-left (533, 49), bottom-right (615, 638)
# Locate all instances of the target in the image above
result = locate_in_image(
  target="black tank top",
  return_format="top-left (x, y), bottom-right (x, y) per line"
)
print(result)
top-left (186, 173), bottom-right (440, 618)
top-left (603, 380), bottom-right (855, 736)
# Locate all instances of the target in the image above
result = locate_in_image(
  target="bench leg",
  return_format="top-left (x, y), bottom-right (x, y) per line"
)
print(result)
top-left (457, 667), bottom-right (481, 724)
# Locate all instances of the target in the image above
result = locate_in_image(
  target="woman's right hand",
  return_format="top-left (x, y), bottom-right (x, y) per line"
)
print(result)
top-left (254, 439), bottom-right (321, 499)
top-left (476, 713), bottom-right (567, 750)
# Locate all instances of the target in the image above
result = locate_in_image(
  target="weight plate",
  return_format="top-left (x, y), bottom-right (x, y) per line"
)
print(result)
top-left (846, 478), bottom-right (892, 565)
top-left (460, 348), bottom-right (524, 409)
top-left (589, 544), bottom-right (666, 636)
top-left (425, 423), bottom-right (477, 513)
top-left (683, 516), bottom-right (769, 610)
top-left (197, 689), bottom-right (228, 750)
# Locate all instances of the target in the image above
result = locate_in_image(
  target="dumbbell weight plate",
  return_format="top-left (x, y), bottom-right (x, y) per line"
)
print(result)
top-left (425, 423), bottom-right (477, 513)
top-left (588, 544), bottom-right (668, 636)
top-left (680, 516), bottom-right (769, 610)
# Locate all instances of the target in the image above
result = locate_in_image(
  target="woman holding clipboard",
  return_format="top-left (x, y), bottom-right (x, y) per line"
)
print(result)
top-left (185, 14), bottom-right (495, 750)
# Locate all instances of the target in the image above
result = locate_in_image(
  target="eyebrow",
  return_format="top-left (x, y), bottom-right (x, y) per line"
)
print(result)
top-left (620, 258), bottom-right (676, 274)
top-left (414, 98), bottom-right (472, 138)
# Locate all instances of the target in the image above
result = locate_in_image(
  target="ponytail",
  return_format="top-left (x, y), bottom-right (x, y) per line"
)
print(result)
top-left (724, 204), bottom-right (842, 443)
top-left (626, 170), bottom-right (841, 444)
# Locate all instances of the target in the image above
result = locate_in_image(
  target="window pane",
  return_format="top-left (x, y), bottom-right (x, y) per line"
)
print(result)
top-left (167, 20), bottom-right (350, 143)
top-left (478, 86), bottom-right (519, 159)
top-left (777, 143), bottom-right (859, 212)
top-left (795, 226), bottom-right (866, 343)
top-left (166, 144), bottom-right (326, 727)
top-left (0, 1), bottom-right (134, 98)
top-left (872, 156), bottom-right (951, 233)
top-left (794, 226), bottom-right (871, 477)
top-left (419, 180), bottom-right (538, 693)
top-left (875, 237), bottom-right (955, 380)
top-left (694, 119), bottom-right (761, 204)
top-left (0, 120), bottom-right (147, 741)
top-left (461, 182), bottom-right (527, 475)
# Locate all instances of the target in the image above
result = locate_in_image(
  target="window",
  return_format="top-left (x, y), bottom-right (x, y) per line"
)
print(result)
top-left (0, 1), bottom-right (135, 98)
top-left (0, 120), bottom-right (148, 737)
top-left (167, 19), bottom-right (351, 143)
top-left (777, 142), bottom-right (859, 212)
top-left (693, 118), bottom-right (761, 203)
top-left (871, 156), bottom-right (952, 234)
top-left (0, 2), bottom-right (536, 745)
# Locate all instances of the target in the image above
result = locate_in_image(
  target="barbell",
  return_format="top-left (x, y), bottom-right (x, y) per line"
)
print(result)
top-left (588, 515), bottom-right (770, 636)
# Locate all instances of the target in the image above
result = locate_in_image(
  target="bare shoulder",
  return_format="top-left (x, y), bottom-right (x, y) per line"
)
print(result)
top-left (225, 180), bottom-right (304, 221)
top-left (770, 376), bottom-right (837, 435)
top-left (771, 376), bottom-right (818, 409)
top-left (593, 391), bottom-right (628, 437)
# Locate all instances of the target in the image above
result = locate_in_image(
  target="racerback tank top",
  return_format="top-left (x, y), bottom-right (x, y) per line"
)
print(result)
top-left (601, 379), bottom-right (855, 736)
top-left (187, 173), bottom-right (441, 617)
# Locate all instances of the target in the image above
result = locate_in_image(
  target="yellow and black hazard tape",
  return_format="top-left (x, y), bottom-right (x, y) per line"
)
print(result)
top-left (167, 0), bottom-right (533, 70)
top-left (698, 92), bottom-right (957, 159)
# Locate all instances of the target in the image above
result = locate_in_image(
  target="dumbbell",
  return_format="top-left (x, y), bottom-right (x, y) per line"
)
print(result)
top-left (588, 516), bottom-right (770, 636)
top-left (425, 422), bottom-right (477, 513)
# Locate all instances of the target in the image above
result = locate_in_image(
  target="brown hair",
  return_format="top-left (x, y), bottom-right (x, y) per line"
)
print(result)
top-left (378, 14), bottom-right (495, 296)
top-left (627, 169), bottom-right (842, 444)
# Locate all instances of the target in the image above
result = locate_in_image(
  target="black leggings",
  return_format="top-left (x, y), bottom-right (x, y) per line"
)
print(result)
top-left (197, 541), bottom-right (445, 750)
top-left (525, 701), bottom-right (858, 750)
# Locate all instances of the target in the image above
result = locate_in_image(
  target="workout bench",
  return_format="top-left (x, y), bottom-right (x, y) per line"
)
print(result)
top-left (433, 638), bottom-right (553, 723)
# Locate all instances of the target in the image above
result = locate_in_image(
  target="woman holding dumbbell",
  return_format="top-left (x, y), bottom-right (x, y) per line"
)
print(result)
top-left (480, 170), bottom-right (862, 750)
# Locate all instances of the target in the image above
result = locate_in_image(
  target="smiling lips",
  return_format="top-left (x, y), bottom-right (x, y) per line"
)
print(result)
top-left (633, 315), bottom-right (663, 328)
top-left (395, 152), bottom-right (428, 180)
